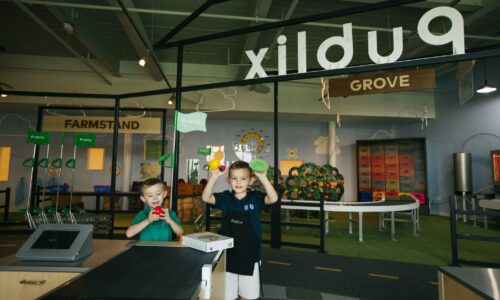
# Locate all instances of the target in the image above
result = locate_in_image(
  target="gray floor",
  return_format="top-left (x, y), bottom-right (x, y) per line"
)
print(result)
top-left (262, 284), bottom-right (359, 300)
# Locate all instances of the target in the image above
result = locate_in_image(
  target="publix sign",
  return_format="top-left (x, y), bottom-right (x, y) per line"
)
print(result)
top-left (244, 6), bottom-right (464, 79)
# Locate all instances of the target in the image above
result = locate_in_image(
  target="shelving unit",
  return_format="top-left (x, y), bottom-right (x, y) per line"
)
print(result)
top-left (357, 138), bottom-right (428, 205)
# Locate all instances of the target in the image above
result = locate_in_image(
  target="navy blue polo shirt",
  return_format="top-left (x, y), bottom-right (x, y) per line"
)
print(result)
top-left (214, 190), bottom-right (266, 257)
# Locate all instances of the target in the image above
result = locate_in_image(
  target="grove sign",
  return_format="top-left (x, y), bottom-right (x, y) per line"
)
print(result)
top-left (329, 69), bottom-right (435, 97)
top-left (244, 6), bottom-right (464, 79)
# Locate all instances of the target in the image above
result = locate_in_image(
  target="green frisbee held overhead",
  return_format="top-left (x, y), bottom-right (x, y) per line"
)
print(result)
top-left (249, 159), bottom-right (268, 173)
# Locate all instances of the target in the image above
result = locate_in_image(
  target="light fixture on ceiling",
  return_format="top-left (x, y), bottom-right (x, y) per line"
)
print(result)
top-left (476, 60), bottom-right (497, 94)
top-left (138, 57), bottom-right (146, 67)
top-left (476, 80), bottom-right (497, 94)
top-left (138, 49), bottom-right (150, 67)
top-left (1, 93), bottom-right (7, 98)
top-left (168, 94), bottom-right (174, 105)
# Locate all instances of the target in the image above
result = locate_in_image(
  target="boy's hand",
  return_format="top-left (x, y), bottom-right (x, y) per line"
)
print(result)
top-left (147, 209), bottom-right (161, 223)
top-left (161, 208), bottom-right (174, 224)
top-left (210, 167), bottom-right (227, 179)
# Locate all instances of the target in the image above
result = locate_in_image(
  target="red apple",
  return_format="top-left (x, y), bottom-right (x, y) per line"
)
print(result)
top-left (152, 206), bottom-right (164, 216)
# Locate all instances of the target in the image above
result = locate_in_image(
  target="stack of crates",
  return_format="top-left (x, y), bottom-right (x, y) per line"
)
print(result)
top-left (398, 141), bottom-right (414, 196)
top-left (385, 141), bottom-right (399, 200)
top-left (371, 143), bottom-right (385, 195)
top-left (358, 143), bottom-right (372, 202)
top-left (356, 139), bottom-right (427, 204)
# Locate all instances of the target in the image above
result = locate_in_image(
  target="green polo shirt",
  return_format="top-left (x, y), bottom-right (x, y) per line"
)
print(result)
top-left (131, 207), bottom-right (181, 241)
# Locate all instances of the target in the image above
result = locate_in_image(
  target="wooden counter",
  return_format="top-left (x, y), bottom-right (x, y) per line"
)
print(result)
top-left (0, 239), bottom-right (130, 300)
top-left (0, 239), bottom-right (227, 299)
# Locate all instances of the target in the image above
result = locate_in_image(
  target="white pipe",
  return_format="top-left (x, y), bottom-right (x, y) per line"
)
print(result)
top-left (328, 121), bottom-right (336, 167)
top-left (122, 133), bottom-right (133, 210)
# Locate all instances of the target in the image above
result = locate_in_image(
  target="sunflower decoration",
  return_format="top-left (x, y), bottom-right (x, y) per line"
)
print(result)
top-left (284, 163), bottom-right (345, 201)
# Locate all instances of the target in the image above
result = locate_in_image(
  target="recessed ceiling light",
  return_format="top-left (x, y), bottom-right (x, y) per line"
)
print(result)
top-left (138, 58), bottom-right (146, 67)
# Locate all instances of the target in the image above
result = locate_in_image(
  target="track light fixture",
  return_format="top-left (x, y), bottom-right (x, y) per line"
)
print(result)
top-left (476, 80), bottom-right (497, 94)
top-left (138, 49), bottom-right (150, 67)
top-left (476, 60), bottom-right (497, 94)
top-left (168, 94), bottom-right (175, 105)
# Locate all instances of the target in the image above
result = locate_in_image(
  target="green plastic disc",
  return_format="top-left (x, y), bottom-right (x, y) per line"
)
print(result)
top-left (249, 159), bottom-right (268, 173)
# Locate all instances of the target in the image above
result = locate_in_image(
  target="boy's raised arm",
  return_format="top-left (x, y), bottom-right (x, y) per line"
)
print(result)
top-left (255, 171), bottom-right (278, 205)
top-left (201, 169), bottom-right (225, 205)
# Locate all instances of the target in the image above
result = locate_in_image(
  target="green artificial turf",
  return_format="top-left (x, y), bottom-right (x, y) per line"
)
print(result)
top-left (262, 213), bottom-right (500, 266)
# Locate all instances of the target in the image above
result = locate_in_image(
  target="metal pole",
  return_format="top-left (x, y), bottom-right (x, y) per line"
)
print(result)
top-left (171, 45), bottom-right (184, 214)
top-left (449, 196), bottom-right (459, 266)
top-left (271, 81), bottom-right (281, 248)
top-left (161, 109), bottom-right (167, 182)
top-left (319, 197), bottom-right (325, 253)
top-left (39, 144), bottom-right (50, 224)
top-left (109, 96), bottom-right (121, 238)
top-left (69, 145), bottom-right (77, 224)
top-left (54, 133), bottom-right (64, 223)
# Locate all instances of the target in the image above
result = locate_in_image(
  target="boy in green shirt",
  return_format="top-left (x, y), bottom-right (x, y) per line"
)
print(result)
top-left (126, 178), bottom-right (183, 241)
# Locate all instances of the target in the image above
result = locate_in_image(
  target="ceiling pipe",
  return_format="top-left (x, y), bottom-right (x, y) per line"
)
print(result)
top-left (116, 0), bottom-right (172, 89)
top-left (16, 0), bottom-right (500, 42)
top-left (13, 0), bottom-right (113, 86)
top-left (17, 0), bottom-right (411, 34)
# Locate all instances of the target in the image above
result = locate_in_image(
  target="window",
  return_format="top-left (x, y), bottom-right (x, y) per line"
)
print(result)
top-left (87, 148), bottom-right (105, 170)
top-left (0, 147), bottom-right (11, 181)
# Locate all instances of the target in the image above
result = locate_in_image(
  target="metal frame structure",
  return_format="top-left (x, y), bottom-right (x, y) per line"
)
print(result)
top-left (449, 197), bottom-right (500, 268)
top-left (3, 0), bottom-right (500, 247)
top-left (0, 188), bottom-right (10, 222)
top-left (31, 105), bottom-right (167, 238)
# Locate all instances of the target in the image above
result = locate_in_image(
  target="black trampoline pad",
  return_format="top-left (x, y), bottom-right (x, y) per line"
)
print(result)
top-left (43, 246), bottom-right (218, 299)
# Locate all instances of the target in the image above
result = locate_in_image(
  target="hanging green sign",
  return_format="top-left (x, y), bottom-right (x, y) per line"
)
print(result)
top-left (197, 146), bottom-right (211, 156)
top-left (27, 130), bottom-right (51, 145)
top-left (175, 111), bottom-right (207, 133)
top-left (75, 133), bottom-right (96, 147)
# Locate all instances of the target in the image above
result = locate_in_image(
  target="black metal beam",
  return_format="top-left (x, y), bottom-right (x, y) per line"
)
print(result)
top-left (154, 0), bottom-right (230, 48)
top-left (116, 0), bottom-right (172, 88)
top-left (161, 109), bottom-right (167, 182)
top-left (155, 0), bottom-right (425, 49)
top-left (174, 48), bottom-right (500, 93)
top-left (5, 90), bottom-right (116, 99)
top-left (38, 105), bottom-right (166, 112)
top-left (109, 96), bottom-right (121, 239)
top-left (271, 81), bottom-right (281, 249)
top-left (120, 87), bottom-right (176, 99)
top-left (171, 45), bottom-right (184, 214)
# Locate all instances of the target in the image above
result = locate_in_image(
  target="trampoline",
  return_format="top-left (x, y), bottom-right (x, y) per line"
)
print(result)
top-left (282, 198), bottom-right (420, 242)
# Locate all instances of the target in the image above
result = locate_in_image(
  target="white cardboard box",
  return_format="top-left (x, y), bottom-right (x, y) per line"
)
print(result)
top-left (182, 232), bottom-right (234, 253)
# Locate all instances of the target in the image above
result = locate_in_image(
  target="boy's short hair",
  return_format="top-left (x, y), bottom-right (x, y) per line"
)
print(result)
top-left (141, 178), bottom-right (165, 195)
top-left (228, 161), bottom-right (253, 176)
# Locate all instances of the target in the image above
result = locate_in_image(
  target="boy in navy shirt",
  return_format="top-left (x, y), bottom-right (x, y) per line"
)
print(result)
top-left (202, 161), bottom-right (278, 300)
